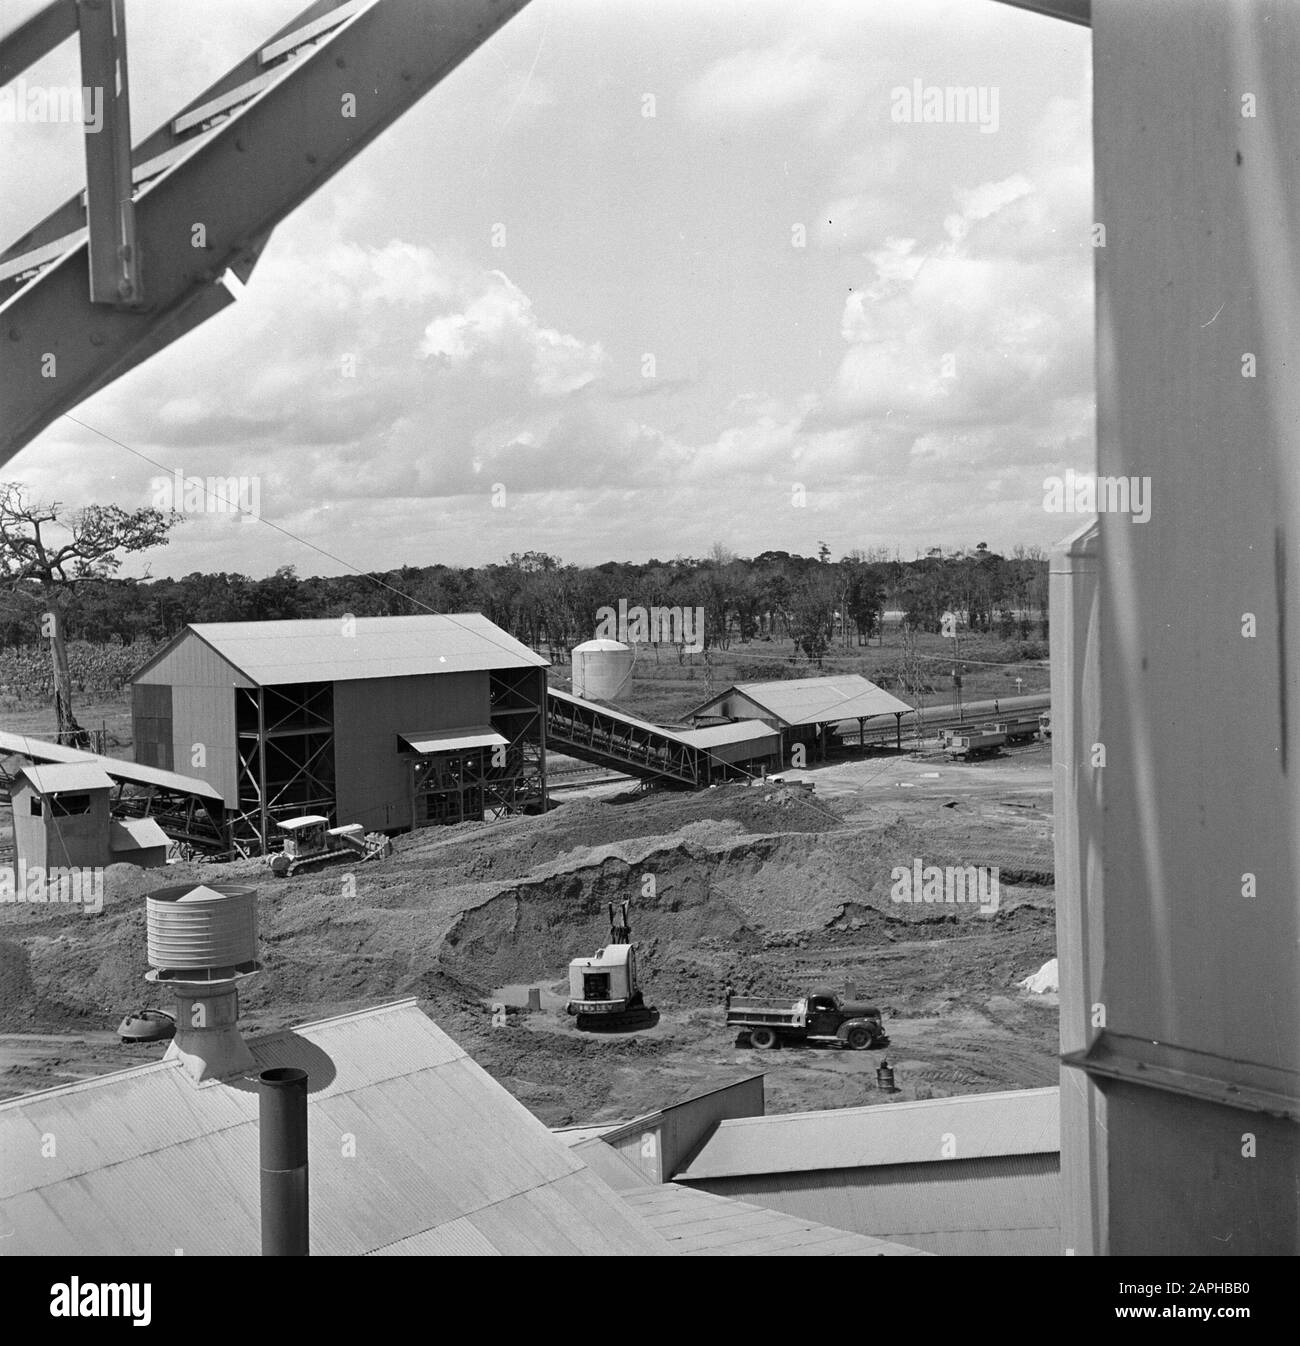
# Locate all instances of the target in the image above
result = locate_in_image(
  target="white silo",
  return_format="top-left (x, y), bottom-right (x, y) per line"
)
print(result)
top-left (571, 638), bottom-right (634, 702)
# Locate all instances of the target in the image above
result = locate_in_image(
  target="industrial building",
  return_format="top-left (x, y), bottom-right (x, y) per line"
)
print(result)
top-left (130, 614), bottom-right (549, 850)
top-left (671, 1087), bottom-right (1061, 1256)
top-left (689, 675), bottom-right (913, 761)
top-left (558, 1081), bottom-right (1060, 1257)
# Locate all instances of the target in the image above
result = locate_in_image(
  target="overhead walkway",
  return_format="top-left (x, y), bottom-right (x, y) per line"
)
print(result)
top-left (545, 689), bottom-right (710, 788)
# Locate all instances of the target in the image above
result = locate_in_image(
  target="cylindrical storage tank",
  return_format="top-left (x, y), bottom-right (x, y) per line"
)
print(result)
top-left (146, 883), bottom-right (258, 976)
top-left (572, 638), bottom-right (633, 702)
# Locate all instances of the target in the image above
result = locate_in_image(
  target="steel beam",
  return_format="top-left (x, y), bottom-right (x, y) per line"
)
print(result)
top-left (77, 0), bottom-right (140, 306)
top-left (0, 0), bottom-right (531, 466)
top-left (0, 0), bottom-right (77, 86)
top-left (1, 1), bottom-right (369, 276)
top-left (990, 0), bottom-right (1091, 25)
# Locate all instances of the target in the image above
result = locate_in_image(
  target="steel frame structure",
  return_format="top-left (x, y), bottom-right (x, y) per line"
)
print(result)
top-left (113, 783), bottom-right (227, 853)
top-left (486, 667), bottom-right (547, 818)
top-left (545, 690), bottom-right (702, 789)
top-left (0, 0), bottom-right (531, 466)
top-left (232, 682), bottom-right (335, 852)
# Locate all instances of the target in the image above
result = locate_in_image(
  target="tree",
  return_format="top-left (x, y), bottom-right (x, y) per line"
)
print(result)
top-left (0, 483), bottom-right (180, 745)
top-left (790, 569), bottom-right (837, 667)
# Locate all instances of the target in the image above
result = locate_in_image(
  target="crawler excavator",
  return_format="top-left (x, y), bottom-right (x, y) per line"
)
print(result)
top-left (566, 900), bottom-right (656, 1032)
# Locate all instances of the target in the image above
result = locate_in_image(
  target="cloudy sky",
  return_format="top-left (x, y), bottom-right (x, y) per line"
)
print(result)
top-left (2, 0), bottom-right (1093, 579)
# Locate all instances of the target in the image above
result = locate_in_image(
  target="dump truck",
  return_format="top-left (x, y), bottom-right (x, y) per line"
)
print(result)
top-left (726, 988), bottom-right (887, 1050)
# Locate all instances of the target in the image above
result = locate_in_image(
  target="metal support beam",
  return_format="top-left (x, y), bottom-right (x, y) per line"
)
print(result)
top-left (990, 0), bottom-right (1091, 26)
top-left (76, 0), bottom-right (140, 306)
top-left (0, 0), bottom-right (532, 466)
top-left (0, 0), bottom-right (77, 86)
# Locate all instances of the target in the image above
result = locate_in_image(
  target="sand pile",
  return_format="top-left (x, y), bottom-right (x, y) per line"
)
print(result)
top-left (0, 780), bottom-right (1053, 1033)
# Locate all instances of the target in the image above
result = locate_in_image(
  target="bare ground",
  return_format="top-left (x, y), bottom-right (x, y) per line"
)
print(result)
top-left (0, 741), bottom-right (1058, 1126)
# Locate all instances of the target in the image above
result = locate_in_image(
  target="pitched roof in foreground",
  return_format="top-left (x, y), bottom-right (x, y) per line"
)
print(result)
top-left (691, 674), bottom-right (912, 727)
top-left (673, 1087), bottom-right (1060, 1181)
top-left (620, 1184), bottom-right (931, 1256)
top-left (166, 614), bottom-right (548, 685)
top-left (0, 1000), bottom-right (669, 1256)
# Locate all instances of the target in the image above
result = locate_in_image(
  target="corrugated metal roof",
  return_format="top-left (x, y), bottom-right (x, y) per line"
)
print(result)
top-left (693, 675), bottom-right (913, 726)
top-left (398, 726), bottom-right (508, 753)
top-left (14, 762), bottom-right (113, 793)
top-left (0, 731), bottom-right (222, 801)
top-left (0, 999), bottom-right (670, 1256)
top-left (621, 1185), bottom-right (929, 1256)
top-left (673, 1088), bottom-right (1060, 1180)
top-left (179, 613), bottom-right (549, 685)
top-left (564, 1137), bottom-right (930, 1254)
top-left (676, 720), bottom-right (780, 750)
top-left (684, 1155), bottom-right (1060, 1255)
top-left (109, 817), bottom-right (170, 851)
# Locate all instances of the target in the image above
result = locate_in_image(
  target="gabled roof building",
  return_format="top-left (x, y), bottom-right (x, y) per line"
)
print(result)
top-left (130, 614), bottom-right (550, 850)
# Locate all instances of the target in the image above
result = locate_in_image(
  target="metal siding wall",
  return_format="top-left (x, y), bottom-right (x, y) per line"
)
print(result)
top-left (133, 632), bottom-right (255, 689)
top-left (17, 787), bottom-right (113, 871)
top-left (334, 672), bottom-right (490, 831)
top-left (684, 1154), bottom-right (1060, 1256)
top-left (1051, 522), bottom-right (1107, 1256)
top-left (1091, 0), bottom-right (1300, 1252)
top-left (608, 1131), bottom-right (661, 1184)
top-left (704, 734), bottom-right (781, 767)
top-left (171, 685), bottom-right (238, 805)
top-left (1105, 1083), bottom-right (1296, 1255)
top-left (130, 683), bottom-right (173, 770)
top-left (131, 633), bottom-right (248, 806)
top-left (661, 1077), bottom-right (766, 1178)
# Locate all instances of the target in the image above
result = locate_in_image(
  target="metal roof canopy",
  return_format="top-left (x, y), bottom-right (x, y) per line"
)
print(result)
top-left (691, 675), bottom-right (913, 727)
top-left (109, 817), bottom-right (170, 850)
top-left (13, 761), bottom-right (114, 793)
top-left (674, 1086), bottom-right (1060, 1181)
top-left (136, 614), bottom-right (548, 686)
top-left (0, 729), bottom-right (222, 801)
top-left (676, 721), bottom-right (781, 750)
top-left (399, 726), bottom-right (508, 753)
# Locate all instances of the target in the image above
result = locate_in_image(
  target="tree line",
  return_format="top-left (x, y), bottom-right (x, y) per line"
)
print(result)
top-left (2, 543), bottom-right (1048, 662)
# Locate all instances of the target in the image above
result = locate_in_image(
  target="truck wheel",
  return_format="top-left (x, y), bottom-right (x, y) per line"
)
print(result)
top-left (750, 1026), bottom-right (779, 1050)
top-left (846, 1025), bottom-right (874, 1051)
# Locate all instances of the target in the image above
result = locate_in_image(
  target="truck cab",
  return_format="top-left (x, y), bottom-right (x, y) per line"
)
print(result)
top-left (806, 990), bottom-right (884, 1041)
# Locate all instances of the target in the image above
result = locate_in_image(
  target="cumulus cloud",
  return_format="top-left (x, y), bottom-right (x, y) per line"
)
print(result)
top-left (680, 40), bottom-right (866, 133)
top-left (421, 270), bottom-right (607, 396)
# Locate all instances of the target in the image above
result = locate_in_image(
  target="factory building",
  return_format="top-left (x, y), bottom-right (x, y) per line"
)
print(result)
top-left (130, 614), bottom-right (549, 850)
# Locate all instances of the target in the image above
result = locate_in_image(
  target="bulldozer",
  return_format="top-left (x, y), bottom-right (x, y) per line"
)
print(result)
top-left (566, 900), bottom-right (656, 1032)
top-left (269, 815), bottom-right (392, 877)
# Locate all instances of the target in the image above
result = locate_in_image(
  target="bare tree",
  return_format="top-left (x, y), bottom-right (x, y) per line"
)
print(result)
top-left (0, 484), bottom-right (180, 746)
